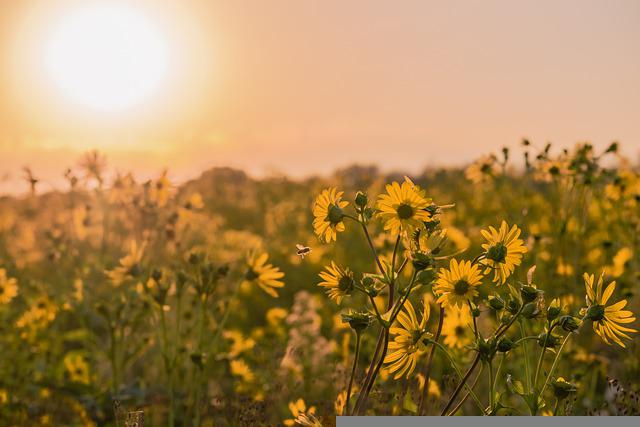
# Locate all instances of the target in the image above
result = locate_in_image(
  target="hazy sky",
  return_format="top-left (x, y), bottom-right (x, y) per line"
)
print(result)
top-left (1, 0), bottom-right (639, 192)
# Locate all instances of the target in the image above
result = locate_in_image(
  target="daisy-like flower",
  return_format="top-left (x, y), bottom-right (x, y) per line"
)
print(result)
top-left (384, 297), bottom-right (432, 379)
top-left (441, 305), bottom-right (473, 349)
top-left (481, 221), bottom-right (528, 284)
top-left (434, 259), bottom-right (483, 309)
top-left (581, 273), bottom-right (637, 347)
top-left (312, 188), bottom-right (349, 243)
top-left (63, 353), bottom-right (90, 385)
top-left (284, 399), bottom-right (316, 427)
top-left (243, 251), bottom-right (285, 297)
top-left (318, 262), bottom-right (355, 304)
top-left (105, 240), bottom-right (145, 286)
top-left (376, 177), bottom-right (432, 236)
top-left (0, 269), bottom-right (19, 304)
top-left (465, 154), bottom-right (499, 184)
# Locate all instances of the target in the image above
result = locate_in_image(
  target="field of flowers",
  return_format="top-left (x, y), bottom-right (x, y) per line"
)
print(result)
top-left (0, 141), bottom-right (638, 425)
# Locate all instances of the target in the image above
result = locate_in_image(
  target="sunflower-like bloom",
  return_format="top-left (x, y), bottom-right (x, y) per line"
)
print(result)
top-left (318, 262), bottom-right (355, 304)
top-left (441, 305), bottom-right (473, 349)
top-left (434, 259), bottom-right (483, 308)
top-left (465, 154), bottom-right (499, 183)
top-left (581, 273), bottom-right (637, 347)
top-left (376, 177), bottom-right (432, 236)
top-left (284, 399), bottom-right (317, 427)
top-left (384, 297), bottom-right (432, 379)
top-left (481, 221), bottom-right (528, 284)
top-left (313, 188), bottom-right (349, 243)
top-left (105, 240), bottom-right (145, 286)
top-left (63, 353), bottom-right (90, 385)
top-left (0, 269), bottom-right (18, 304)
top-left (244, 251), bottom-right (285, 297)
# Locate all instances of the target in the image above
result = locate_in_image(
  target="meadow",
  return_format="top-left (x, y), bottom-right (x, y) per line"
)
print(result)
top-left (0, 140), bottom-right (638, 425)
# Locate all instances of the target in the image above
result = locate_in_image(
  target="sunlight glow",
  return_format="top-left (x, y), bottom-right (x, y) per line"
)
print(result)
top-left (45, 4), bottom-right (169, 111)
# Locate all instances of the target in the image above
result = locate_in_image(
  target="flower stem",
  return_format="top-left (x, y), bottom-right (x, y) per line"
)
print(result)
top-left (346, 332), bottom-right (362, 415)
top-left (417, 305), bottom-right (445, 415)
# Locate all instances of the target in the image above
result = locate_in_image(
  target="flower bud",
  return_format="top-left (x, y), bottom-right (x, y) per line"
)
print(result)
top-left (537, 332), bottom-right (558, 348)
top-left (412, 252), bottom-right (434, 271)
top-left (497, 337), bottom-right (514, 353)
top-left (521, 285), bottom-right (540, 303)
top-left (506, 298), bottom-right (521, 315)
top-left (521, 301), bottom-right (540, 319)
top-left (488, 295), bottom-right (505, 311)
top-left (355, 191), bottom-right (368, 208)
top-left (552, 377), bottom-right (577, 400)
top-left (415, 269), bottom-right (436, 286)
top-left (558, 315), bottom-right (580, 332)
top-left (342, 311), bottom-right (373, 333)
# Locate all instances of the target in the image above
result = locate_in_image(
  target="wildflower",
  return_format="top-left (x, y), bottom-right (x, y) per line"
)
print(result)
top-left (149, 170), bottom-right (172, 207)
top-left (610, 247), bottom-right (632, 277)
top-left (376, 177), bottom-right (432, 235)
top-left (441, 305), bottom-right (473, 349)
top-left (318, 262), bottom-right (355, 304)
top-left (243, 251), bottom-right (285, 297)
top-left (105, 240), bottom-right (145, 286)
top-left (312, 188), bottom-right (349, 242)
top-left (16, 296), bottom-right (57, 331)
top-left (223, 330), bottom-right (256, 357)
top-left (434, 259), bottom-right (483, 308)
top-left (384, 297), bottom-right (432, 379)
top-left (481, 221), bottom-right (528, 284)
top-left (64, 353), bottom-right (90, 384)
top-left (0, 269), bottom-right (18, 304)
top-left (266, 307), bottom-right (288, 326)
top-left (284, 399), bottom-right (316, 427)
top-left (229, 359), bottom-right (254, 383)
top-left (465, 154), bottom-right (499, 183)
top-left (551, 377), bottom-right (577, 400)
top-left (581, 273), bottom-right (637, 347)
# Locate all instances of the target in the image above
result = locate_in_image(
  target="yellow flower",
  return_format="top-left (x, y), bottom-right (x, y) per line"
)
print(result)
top-left (384, 297), bottom-right (432, 379)
top-left (243, 251), bottom-right (285, 297)
top-left (229, 359), bottom-right (254, 382)
top-left (0, 269), bottom-right (18, 304)
top-left (610, 247), bottom-right (632, 277)
top-left (64, 353), bottom-right (90, 385)
top-left (465, 154), bottom-right (499, 183)
top-left (318, 262), bottom-right (355, 304)
top-left (582, 273), bottom-right (637, 347)
top-left (481, 221), bottom-right (528, 284)
top-left (149, 170), bottom-right (172, 207)
top-left (376, 177), bottom-right (432, 235)
top-left (312, 188), bottom-right (349, 243)
top-left (223, 330), bottom-right (256, 357)
top-left (441, 305), bottom-right (473, 349)
top-left (284, 399), bottom-right (316, 427)
top-left (16, 296), bottom-right (57, 330)
top-left (105, 240), bottom-right (145, 286)
top-left (434, 259), bottom-right (483, 308)
top-left (266, 307), bottom-right (288, 326)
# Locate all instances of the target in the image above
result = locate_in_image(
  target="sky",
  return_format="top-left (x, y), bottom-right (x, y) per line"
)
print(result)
top-left (1, 0), bottom-right (639, 193)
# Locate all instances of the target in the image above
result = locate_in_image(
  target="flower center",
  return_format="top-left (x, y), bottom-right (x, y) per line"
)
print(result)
top-left (486, 242), bottom-right (507, 263)
top-left (338, 275), bottom-right (354, 293)
top-left (396, 203), bottom-right (414, 220)
top-left (453, 280), bottom-right (470, 295)
top-left (455, 326), bottom-right (465, 337)
top-left (245, 268), bottom-right (259, 281)
top-left (326, 204), bottom-right (344, 225)
top-left (586, 304), bottom-right (606, 322)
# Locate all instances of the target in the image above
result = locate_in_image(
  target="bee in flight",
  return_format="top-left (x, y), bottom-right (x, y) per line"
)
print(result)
top-left (295, 244), bottom-right (312, 259)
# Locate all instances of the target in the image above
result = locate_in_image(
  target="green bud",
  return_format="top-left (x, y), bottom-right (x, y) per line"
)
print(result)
top-left (488, 295), bottom-right (505, 311)
top-left (342, 311), bottom-right (373, 333)
top-left (521, 285), bottom-right (540, 303)
top-left (537, 332), bottom-right (558, 348)
top-left (151, 269), bottom-right (162, 282)
top-left (521, 301), bottom-right (540, 319)
top-left (547, 305), bottom-right (561, 321)
top-left (497, 337), bottom-right (514, 353)
top-left (552, 378), bottom-right (577, 400)
top-left (355, 191), bottom-right (368, 207)
top-left (415, 269), bottom-right (436, 286)
top-left (506, 298), bottom-right (521, 315)
top-left (412, 252), bottom-right (434, 271)
top-left (558, 315), bottom-right (580, 332)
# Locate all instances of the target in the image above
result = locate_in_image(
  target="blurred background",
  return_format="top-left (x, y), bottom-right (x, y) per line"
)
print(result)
top-left (1, 0), bottom-right (639, 193)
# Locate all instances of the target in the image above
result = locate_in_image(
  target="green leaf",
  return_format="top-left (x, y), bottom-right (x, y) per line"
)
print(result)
top-left (403, 393), bottom-right (418, 413)
top-left (506, 374), bottom-right (525, 396)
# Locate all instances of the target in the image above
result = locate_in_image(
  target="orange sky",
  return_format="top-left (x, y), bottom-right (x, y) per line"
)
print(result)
top-left (1, 0), bottom-right (640, 193)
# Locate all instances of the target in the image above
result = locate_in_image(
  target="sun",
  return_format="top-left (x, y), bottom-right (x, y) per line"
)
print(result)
top-left (45, 3), bottom-right (169, 112)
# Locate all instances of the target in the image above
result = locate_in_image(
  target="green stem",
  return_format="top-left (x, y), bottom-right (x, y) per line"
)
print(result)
top-left (489, 360), bottom-right (495, 409)
top-left (519, 320), bottom-right (532, 394)
top-left (417, 305), bottom-right (445, 415)
top-left (533, 322), bottom-right (556, 390)
top-left (447, 363), bottom-right (484, 416)
top-left (539, 333), bottom-right (573, 397)
top-left (346, 332), bottom-right (362, 415)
